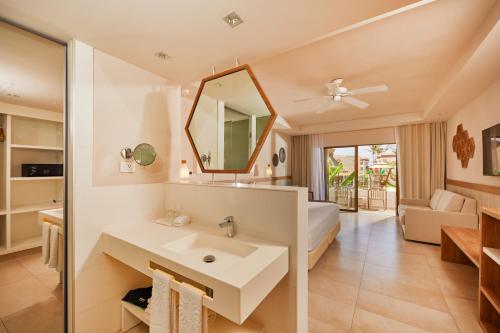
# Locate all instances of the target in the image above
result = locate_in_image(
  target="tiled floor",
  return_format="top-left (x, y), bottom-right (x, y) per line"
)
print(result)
top-left (309, 211), bottom-right (482, 333)
top-left (0, 249), bottom-right (63, 333)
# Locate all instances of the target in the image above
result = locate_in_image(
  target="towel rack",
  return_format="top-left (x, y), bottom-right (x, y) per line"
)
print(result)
top-left (147, 261), bottom-right (214, 305)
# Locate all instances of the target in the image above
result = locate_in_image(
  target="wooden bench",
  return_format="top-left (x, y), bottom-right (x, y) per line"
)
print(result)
top-left (441, 225), bottom-right (480, 267)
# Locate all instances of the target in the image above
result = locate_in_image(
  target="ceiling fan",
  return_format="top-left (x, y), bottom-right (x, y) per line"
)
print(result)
top-left (294, 78), bottom-right (388, 113)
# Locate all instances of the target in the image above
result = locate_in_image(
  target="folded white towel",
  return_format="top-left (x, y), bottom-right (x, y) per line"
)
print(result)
top-left (173, 215), bottom-right (190, 227)
top-left (42, 222), bottom-right (51, 264)
top-left (179, 283), bottom-right (204, 333)
top-left (48, 224), bottom-right (59, 269)
top-left (150, 270), bottom-right (172, 333)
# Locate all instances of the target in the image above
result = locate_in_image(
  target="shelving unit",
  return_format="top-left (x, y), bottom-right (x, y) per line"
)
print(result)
top-left (0, 112), bottom-right (63, 255)
top-left (479, 207), bottom-right (500, 332)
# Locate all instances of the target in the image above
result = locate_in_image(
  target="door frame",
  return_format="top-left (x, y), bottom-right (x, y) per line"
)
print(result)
top-left (324, 145), bottom-right (359, 212)
top-left (324, 142), bottom-right (399, 213)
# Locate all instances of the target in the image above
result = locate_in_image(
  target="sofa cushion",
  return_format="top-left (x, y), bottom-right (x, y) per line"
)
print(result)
top-left (429, 189), bottom-right (444, 210)
top-left (461, 198), bottom-right (477, 214)
top-left (436, 190), bottom-right (465, 212)
top-left (398, 204), bottom-right (431, 218)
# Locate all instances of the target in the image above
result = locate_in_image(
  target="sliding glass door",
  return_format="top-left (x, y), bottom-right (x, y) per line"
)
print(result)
top-left (324, 146), bottom-right (358, 211)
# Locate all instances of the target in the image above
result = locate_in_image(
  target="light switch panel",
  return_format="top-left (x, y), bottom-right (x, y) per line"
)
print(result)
top-left (120, 161), bottom-right (136, 173)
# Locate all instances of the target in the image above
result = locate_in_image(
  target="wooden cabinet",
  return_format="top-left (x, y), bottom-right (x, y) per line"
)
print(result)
top-left (479, 207), bottom-right (500, 332)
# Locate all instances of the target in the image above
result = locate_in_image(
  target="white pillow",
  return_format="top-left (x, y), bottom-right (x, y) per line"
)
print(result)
top-left (436, 191), bottom-right (465, 212)
top-left (430, 189), bottom-right (444, 210)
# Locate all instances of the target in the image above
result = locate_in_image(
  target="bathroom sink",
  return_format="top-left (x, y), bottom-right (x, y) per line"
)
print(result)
top-left (162, 233), bottom-right (258, 269)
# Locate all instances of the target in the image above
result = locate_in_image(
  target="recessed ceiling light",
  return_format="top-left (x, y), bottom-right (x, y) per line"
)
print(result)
top-left (6, 93), bottom-right (20, 98)
top-left (223, 11), bottom-right (244, 28)
top-left (155, 51), bottom-right (171, 61)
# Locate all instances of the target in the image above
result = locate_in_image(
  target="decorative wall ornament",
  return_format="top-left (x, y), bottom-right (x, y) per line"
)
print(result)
top-left (452, 124), bottom-right (475, 168)
top-left (272, 153), bottom-right (279, 167)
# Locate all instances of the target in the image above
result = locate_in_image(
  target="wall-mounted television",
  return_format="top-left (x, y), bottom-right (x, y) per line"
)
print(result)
top-left (483, 123), bottom-right (500, 176)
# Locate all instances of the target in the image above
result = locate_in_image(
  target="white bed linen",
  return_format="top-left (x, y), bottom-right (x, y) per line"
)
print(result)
top-left (308, 202), bottom-right (340, 251)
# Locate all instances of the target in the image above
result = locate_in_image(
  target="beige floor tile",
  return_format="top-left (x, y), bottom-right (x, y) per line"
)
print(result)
top-left (365, 251), bottom-right (429, 269)
top-left (309, 290), bottom-right (355, 331)
top-left (430, 265), bottom-right (479, 284)
top-left (309, 317), bottom-right (347, 333)
top-left (319, 251), bottom-right (365, 272)
top-left (356, 289), bottom-right (459, 333)
top-left (360, 274), bottom-right (448, 312)
top-left (0, 321), bottom-right (7, 333)
top-left (17, 252), bottom-right (51, 276)
top-left (326, 245), bottom-right (367, 262)
top-left (0, 260), bottom-right (32, 287)
top-left (435, 276), bottom-right (478, 301)
top-left (0, 277), bottom-right (55, 317)
top-left (310, 262), bottom-right (362, 287)
top-left (309, 273), bottom-right (359, 305)
top-left (362, 263), bottom-right (441, 292)
top-left (444, 296), bottom-right (479, 318)
top-left (351, 308), bottom-right (430, 333)
top-left (453, 315), bottom-right (483, 333)
top-left (1, 297), bottom-right (63, 333)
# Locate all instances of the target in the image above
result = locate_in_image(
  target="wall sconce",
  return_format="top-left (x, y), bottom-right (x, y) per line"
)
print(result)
top-left (266, 164), bottom-right (273, 177)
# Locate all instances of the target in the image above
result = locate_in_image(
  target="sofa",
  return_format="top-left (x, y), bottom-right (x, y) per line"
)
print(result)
top-left (398, 189), bottom-right (478, 244)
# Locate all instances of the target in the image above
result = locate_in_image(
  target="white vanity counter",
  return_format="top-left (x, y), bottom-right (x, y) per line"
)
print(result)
top-left (102, 222), bottom-right (288, 324)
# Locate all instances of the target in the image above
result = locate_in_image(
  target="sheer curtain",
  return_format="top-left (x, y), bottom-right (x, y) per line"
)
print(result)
top-left (396, 122), bottom-right (446, 200)
top-left (311, 134), bottom-right (326, 200)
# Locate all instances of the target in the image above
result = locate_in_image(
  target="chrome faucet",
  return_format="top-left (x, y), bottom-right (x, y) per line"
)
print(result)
top-left (218, 216), bottom-right (235, 238)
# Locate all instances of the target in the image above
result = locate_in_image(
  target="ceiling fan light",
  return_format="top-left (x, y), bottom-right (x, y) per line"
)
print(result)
top-left (333, 95), bottom-right (342, 102)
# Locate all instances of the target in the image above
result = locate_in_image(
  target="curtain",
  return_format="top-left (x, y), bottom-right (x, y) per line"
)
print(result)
top-left (396, 122), bottom-right (446, 200)
top-left (311, 134), bottom-right (326, 200)
top-left (291, 135), bottom-right (311, 189)
top-left (430, 122), bottom-right (446, 195)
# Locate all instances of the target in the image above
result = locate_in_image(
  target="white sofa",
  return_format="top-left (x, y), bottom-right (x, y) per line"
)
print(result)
top-left (398, 189), bottom-right (478, 244)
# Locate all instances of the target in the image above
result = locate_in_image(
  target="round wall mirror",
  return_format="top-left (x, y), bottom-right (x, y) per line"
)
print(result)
top-left (133, 143), bottom-right (156, 166)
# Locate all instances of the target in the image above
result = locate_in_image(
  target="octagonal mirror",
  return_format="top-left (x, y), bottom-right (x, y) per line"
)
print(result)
top-left (186, 65), bottom-right (277, 173)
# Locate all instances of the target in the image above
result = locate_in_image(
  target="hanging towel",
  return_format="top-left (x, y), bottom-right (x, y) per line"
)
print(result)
top-left (179, 283), bottom-right (204, 333)
top-left (48, 224), bottom-right (59, 268)
top-left (150, 269), bottom-right (172, 333)
top-left (56, 235), bottom-right (63, 272)
top-left (42, 222), bottom-right (51, 264)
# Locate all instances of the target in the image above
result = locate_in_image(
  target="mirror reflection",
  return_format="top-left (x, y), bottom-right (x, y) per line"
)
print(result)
top-left (187, 66), bottom-right (275, 172)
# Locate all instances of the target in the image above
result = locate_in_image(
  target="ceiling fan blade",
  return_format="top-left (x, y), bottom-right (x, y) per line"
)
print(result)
top-left (293, 96), bottom-right (331, 103)
top-left (343, 96), bottom-right (369, 109)
top-left (314, 100), bottom-right (334, 114)
top-left (349, 84), bottom-right (388, 95)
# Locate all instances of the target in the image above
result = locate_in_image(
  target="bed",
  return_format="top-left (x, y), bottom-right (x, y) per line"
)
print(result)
top-left (308, 201), bottom-right (340, 270)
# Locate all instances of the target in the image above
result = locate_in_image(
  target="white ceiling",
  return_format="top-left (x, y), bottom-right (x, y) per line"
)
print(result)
top-left (0, 21), bottom-right (65, 112)
top-left (0, 0), bottom-right (498, 131)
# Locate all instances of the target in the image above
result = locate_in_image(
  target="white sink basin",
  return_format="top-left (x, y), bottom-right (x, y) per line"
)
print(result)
top-left (103, 223), bottom-right (288, 324)
top-left (162, 233), bottom-right (258, 271)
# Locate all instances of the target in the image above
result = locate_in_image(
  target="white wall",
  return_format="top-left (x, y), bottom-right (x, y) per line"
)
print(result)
top-left (92, 49), bottom-right (180, 186)
top-left (322, 127), bottom-right (395, 147)
top-left (69, 40), bottom-right (181, 333)
top-left (447, 79), bottom-right (500, 186)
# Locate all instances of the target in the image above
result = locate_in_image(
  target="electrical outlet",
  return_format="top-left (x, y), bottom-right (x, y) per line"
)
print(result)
top-left (120, 161), bottom-right (136, 173)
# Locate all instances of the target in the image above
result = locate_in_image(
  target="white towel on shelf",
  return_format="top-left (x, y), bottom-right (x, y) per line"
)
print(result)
top-left (48, 224), bottom-right (59, 269)
top-left (41, 222), bottom-right (51, 264)
top-left (150, 269), bottom-right (172, 333)
top-left (179, 283), bottom-right (204, 333)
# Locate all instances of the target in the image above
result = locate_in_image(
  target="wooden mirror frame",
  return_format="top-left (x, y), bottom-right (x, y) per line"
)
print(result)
top-left (185, 64), bottom-right (278, 174)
